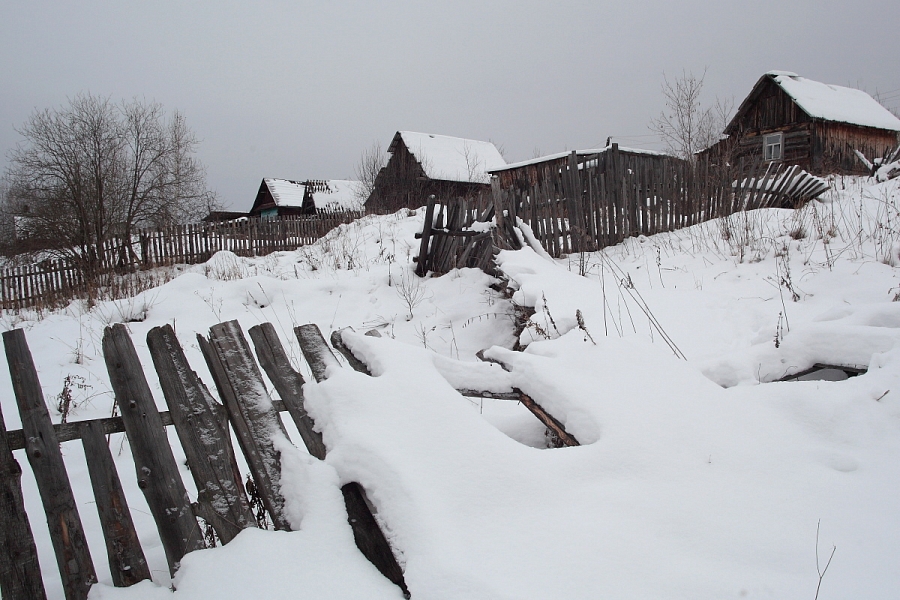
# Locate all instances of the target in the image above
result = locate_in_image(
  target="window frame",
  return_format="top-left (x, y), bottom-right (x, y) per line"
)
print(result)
top-left (763, 132), bottom-right (783, 162)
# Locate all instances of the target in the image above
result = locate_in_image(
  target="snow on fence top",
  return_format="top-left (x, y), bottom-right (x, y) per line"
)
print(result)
top-left (397, 131), bottom-right (506, 183)
top-left (264, 178), bottom-right (363, 210)
top-left (767, 71), bottom-right (900, 131)
top-left (489, 144), bottom-right (671, 173)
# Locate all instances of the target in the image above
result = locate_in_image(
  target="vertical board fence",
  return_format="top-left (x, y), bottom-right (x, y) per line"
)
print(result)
top-left (1, 213), bottom-right (361, 311)
top-left (489, 145), bottom-right (829, 258)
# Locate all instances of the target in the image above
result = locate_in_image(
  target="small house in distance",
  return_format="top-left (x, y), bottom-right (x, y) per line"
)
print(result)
top-left (249, 179), bottom-right (364, 218)
top-left (717, 71), bottom-right (900, 174)
top-left (365, 131), bottom-right (506, 212)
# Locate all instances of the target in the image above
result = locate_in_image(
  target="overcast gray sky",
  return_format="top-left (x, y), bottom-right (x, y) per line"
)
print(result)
top-left (2, 1), bottom-right (898, 211)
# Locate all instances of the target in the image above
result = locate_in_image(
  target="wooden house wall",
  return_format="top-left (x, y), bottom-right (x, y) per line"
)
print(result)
top-left (724, 76), bottom-right (900, 175)
top-left (366, 141), bottom-right (490, 212)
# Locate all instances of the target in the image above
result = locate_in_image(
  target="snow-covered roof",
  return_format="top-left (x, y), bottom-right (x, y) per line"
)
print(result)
top-left (307, 179), bottom-right (364, 211)
top-left (393, 131), bottom-right (506, 183)
top-left (263, 179), bottom-right (364, 211)
top-left (489, 145), bottom-right (672, 173)
top-left (264, 178), bottom-right (306, 208)
top-left (767, 72), bottom-right (900, 131)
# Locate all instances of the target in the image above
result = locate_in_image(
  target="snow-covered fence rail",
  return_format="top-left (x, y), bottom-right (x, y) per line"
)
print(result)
top-left (0, 212), bottom-right (362, 310)
top-left (490, 145), bottom-right (829, 258)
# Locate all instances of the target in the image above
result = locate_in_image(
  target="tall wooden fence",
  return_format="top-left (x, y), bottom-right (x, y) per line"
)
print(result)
top-left (0, 213), bottom-right (361, 310)
top-left (490, 145), bottom-right (829, 257)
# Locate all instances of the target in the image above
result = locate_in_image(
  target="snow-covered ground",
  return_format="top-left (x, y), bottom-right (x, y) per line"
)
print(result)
top-left (3, 176), bottom-right (900, 599)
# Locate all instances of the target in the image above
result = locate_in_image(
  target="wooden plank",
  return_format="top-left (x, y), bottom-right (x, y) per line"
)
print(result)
top-left (80, 421), bottom-right (151, 587)
top-left (0, 395), bottom-right (47, 600)
top-left (102, 324), bottom-right (205, 577)
top-left (249, 323), bottom-right (327, 460)
top-left (3, 329), bottom-right (97, 600)
top-left (415, 196), bottom-right (437, 276)
top-left (147, 325), bottom-right (256, 544)
top-left (295, 324), bottom-right (410, 598)
top-left (203, 320), bottom-right (291, 532)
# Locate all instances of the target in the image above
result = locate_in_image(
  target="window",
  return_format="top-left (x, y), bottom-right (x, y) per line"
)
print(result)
top-left (764, 133), bottom-right (783, 161)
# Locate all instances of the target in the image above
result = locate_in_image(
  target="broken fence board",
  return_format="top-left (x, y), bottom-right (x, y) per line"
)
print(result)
top-left (80, 422), bottom-right (151, 587)
top-left (0, 395), bottom-right (47, 600)
top-left (147, 325), bottom-right (256, 544)
top-left (3, 329), bottom-right (97, 600)
top-left (102, 324), bottom-right (205, 577)
top-left (204, 320), bottom-right (291, 532)
top-left (249, 323), bottom-right (327, 460)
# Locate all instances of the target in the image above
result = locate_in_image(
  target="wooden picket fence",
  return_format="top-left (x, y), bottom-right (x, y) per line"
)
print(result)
top-left (0, 321), bottom-right (409, 599)
top-left (0, 319), bottom-right (581, 599)
top-left (0, 213), bottom-right (362, 310)
top-left (414, 193), bottom-right (496, 276)
top-left (489, 145), bottom-right (830, 257)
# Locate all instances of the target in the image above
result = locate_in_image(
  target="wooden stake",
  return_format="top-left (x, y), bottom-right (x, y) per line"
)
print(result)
top-left (102, 324), bottom-right (205, 577)
top-left (3, 329), bottom-right (97, 600)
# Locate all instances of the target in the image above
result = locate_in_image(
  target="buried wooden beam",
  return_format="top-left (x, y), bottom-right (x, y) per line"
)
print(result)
top-left (147, 324), bottom-right (256, 543)
top-left (4, 329), bottom-right (97, 600)
top-left (295, 324), bottom-right (410, 599)
top-left (200, 321), bottom-right (292, 532)
top-left (249, 323), bottom-right (327, 460)
top-left (474, 350), bottom-right (580, 447)
top-left (102, 324), bottom-right (206, 577)
top-left (81, 421), bottom-right (151, 587)
top-left (0, 384), bottom-right (47, 600)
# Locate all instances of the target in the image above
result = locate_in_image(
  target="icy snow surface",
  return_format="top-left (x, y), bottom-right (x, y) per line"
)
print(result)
top-left (2, 179), bottom-right (900, 599)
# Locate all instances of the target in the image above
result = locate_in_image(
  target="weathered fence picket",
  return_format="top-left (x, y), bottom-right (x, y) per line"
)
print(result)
top-left (0, 394), bottom-right (47, 600)
top-left (200, 321), bottom-right (291, 532)
top-left (3, 329), bottom-right (98, 600)
top-left (248, 323), bottom-right (327, 460)
top-left (80, 421), bottom-right (151, 587)
top-left (102, 324), bottom-right (206, 576)
top-left (147, 325), bottom-right (256, 544)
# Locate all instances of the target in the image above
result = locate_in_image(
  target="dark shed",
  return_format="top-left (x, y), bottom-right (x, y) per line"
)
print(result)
top-left (365, 131), bottom-right (506, 213)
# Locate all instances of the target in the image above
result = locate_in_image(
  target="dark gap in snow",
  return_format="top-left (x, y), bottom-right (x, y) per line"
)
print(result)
top-left (777, 363), bottom-right (867, 382)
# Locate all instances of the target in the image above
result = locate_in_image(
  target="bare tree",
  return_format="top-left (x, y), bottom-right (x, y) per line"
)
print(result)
top-left (354, 140), bottom-right (386, 204)
top-left (4, 93), bottom-right (217, 272)
top-left (649, 69), bottom-right (733, 161)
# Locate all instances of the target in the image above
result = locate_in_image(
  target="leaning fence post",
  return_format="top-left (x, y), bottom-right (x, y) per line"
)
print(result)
top-left (200, 320), bottom-right (291, 532)
top-left (102, 324), bottom-right (205, 577)
top-left (3, 329), bottom-right (97, 600)
top-left (248, 323), bottom-right (327, 460)
top-left (0, 391), bottom-right (47, 600)
top-left (80, 421), bottom-right (151, 587)
top-left (295, 324), bottom-right (410, 598)
top-left (147, 324), bottom-right (256, 544)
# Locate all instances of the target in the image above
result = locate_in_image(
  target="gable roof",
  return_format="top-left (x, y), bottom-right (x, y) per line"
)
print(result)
top-left (390, 131), bottom-right (506, 183)
top-left (727, 71), bottom-right (900, 134)
top-left (263, 178), bottom-right (306, 208)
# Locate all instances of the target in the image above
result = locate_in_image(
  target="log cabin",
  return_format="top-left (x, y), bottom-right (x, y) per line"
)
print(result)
top-left (365, 131), bottom-right (506, 213)
top-left (716, 71), bottom-right (900, 175)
